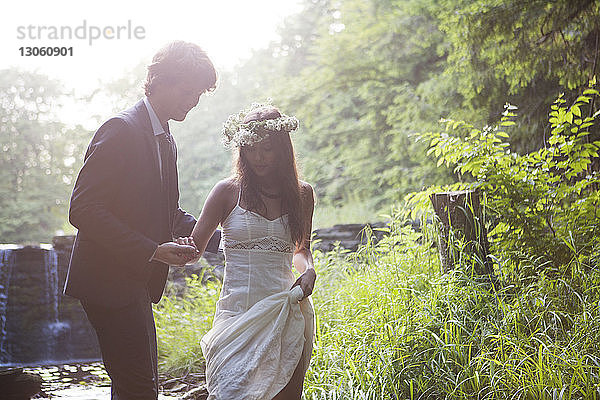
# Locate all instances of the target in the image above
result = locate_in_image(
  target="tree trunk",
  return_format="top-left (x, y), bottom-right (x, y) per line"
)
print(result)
top-left (430, 189), bottom-right (492, 274)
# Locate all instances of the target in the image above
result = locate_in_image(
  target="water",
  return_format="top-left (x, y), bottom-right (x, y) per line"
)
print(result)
top-left (25, 362), bottom-right (182, 399)
top-left (1, 244), bottom-right (204, 398)
top-left (0, 245), bottom-right (101, 366)
top-left (0, 249), bottom-right (16, 362)
top-left (42, 249), bottom-right (70, 362)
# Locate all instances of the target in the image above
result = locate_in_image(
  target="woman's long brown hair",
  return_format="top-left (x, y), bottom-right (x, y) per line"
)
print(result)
top-left (235, 106), bottom-right (306, 247)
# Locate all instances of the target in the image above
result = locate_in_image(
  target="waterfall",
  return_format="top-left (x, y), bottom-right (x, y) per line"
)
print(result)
top-left (0, 240), bottom-right (101, 366)
top-left (44, 249), bottom-right (59, 325)
top-left (43, 248), bottom-right (69, 361)
top-left (0, 248), bottom-right (16, 362)
top-left (1, 246), bottom-right (71, 365)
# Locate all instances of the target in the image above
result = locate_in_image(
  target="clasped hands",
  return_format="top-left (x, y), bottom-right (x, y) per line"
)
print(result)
top-left (151, 237), bottom-right (200, 266)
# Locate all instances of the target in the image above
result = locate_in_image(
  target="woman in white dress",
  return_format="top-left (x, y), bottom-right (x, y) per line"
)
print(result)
top-left (176, 103), bottom-right (317, 399)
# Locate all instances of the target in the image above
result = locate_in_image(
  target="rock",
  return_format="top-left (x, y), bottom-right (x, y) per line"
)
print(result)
top-left (51, 236), bottom-right (74, 252)
top-left (0, 367), bottom-right (42, 399)
top-left (312, 222), bottom-right (388, 252)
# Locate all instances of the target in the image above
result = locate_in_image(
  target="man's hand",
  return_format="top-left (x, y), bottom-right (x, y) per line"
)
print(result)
top-left (151, 242), bottom-right (199, 266)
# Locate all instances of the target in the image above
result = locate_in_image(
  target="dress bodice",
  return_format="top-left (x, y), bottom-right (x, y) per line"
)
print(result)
top-left (217, 201), bottom-right (296, 315)
top-left (222, 204), bottom-right (294, 254)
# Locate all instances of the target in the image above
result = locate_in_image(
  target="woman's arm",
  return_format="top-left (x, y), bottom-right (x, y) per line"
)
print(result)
top-left (291, 182), bottom-right (317, 299)
top-left (178, 180), bottom-right (234, 259)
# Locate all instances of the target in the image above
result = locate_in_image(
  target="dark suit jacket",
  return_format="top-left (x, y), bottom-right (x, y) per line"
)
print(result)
top-left (64, 99), bottom-right (220, 307)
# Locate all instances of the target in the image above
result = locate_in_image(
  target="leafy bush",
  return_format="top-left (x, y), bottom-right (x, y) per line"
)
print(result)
top-left (412, 85), bottom-right (600, 279)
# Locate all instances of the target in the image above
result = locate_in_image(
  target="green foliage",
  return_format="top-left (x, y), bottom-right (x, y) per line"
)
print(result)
top-left (416, 85), bottom-right (600, 277)
top-left (441, 0), bottom-right (600, 94)
top-left (275, 0), bottom-right (457, 207)
top-left (261, 0), bottom-right (600, 209)
top-left (153, 272), bottom-right (221, 376)
top-left (312, 194), bottom-right (379, 229)
top-left (439, 0), bottom-right (600, 152)
top-left (303, 214), bottom-right (600, 399)
top-left (0, 69), bottom-right (88, 243)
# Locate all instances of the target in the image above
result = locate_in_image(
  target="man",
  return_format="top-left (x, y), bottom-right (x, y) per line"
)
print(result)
top-left (64, 41), bottom-right (220, 399)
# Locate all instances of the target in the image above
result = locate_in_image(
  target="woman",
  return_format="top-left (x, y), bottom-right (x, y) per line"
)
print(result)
top-left (177, 103), bottom-right (316, 399)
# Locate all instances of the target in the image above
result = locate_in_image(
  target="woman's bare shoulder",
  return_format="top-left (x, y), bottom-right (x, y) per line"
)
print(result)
top-left (210, 178), bottom-right (240, 204)
top-left (212, 177), bottom-right (239, 196)
top-left (299, 180), bottom-right (314, 197)
top-left (209, 178), bottom-right (239, 222)
top-left (299, 180), bottom-right (315, 206)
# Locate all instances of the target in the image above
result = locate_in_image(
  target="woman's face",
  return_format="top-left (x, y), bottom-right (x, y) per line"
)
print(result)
top-left (243, 137), bottom-right (278, 178)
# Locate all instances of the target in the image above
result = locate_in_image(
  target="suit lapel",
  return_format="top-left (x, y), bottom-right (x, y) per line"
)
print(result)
top-left (136, 101), bottom-right (163, 186)
top-left (131, 100), bottom-right (172, 235)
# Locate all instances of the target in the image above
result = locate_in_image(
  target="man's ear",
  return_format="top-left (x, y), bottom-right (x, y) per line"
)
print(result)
top-left (149, 77), bottom-right (170, 98)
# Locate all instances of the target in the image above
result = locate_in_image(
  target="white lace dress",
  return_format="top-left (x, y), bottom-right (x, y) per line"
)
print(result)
top-left (201, 195), bottom-right (315, 400)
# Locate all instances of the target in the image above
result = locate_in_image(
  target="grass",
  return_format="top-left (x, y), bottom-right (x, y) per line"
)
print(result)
top-left (154, 271), bottom-right (221, 377)
top-left (153, 221), bottom-right (600, 399)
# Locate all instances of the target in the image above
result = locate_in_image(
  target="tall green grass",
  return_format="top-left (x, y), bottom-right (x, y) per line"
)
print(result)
top-left (304, 224), bottom-right (600, 399)
top-left (153, 222), bottom-right (600, 398)
top-left (154, 272), bottom-right (221, 376)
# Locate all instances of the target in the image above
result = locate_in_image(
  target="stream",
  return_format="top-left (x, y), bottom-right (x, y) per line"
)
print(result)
top-left (24, 362), bottom-right (190, 399)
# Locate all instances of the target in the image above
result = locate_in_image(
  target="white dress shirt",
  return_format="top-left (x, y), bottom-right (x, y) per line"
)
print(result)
top-left (143, 96), bottom-right (167, 183)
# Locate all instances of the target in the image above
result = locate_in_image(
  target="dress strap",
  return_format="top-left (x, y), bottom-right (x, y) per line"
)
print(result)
top-left (237, 186), bottom-right (242, 206)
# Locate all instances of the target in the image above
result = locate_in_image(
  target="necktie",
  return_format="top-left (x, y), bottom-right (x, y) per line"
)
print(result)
top-left (157, 130), bottom-right (173, 209)
top-left (158, 129), bottom-right (173, 176)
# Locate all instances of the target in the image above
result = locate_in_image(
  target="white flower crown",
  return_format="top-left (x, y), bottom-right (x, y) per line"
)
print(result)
top-left (222, 102), bottom-right (299, 148)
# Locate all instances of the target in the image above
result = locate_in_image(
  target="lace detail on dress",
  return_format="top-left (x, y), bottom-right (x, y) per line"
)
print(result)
top-left (225, 235), bottom-right (294, 253)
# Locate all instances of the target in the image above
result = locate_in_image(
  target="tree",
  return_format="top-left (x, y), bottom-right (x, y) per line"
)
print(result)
top-left (440, 0), bottom-right (600, 151)
top-left (0, 69), bottom-right (87, 243)
top-left (273, 0), bottom-right (457, 206)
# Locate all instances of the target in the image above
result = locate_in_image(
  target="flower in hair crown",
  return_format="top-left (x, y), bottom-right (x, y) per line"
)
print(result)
top-left (221, 102), bottom-right (299, 148)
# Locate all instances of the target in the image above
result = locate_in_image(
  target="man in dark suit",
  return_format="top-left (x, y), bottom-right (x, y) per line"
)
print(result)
top-left (64, 41), bottom-right (220, 399)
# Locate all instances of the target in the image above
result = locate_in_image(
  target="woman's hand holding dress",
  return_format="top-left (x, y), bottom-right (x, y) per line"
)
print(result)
top-left (291, 268), bottom-right (316, 300)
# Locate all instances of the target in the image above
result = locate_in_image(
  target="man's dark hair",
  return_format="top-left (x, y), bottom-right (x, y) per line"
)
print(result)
top-left (144, 41), bottom-right (217, 96)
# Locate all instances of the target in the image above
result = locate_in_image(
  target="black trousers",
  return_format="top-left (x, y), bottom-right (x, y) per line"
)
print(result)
top-left (82, 292), bottom-right (158, 400)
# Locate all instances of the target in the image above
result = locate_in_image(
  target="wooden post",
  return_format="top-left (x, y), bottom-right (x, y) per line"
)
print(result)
top-left (430, 189), bottom-right (492, 274)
